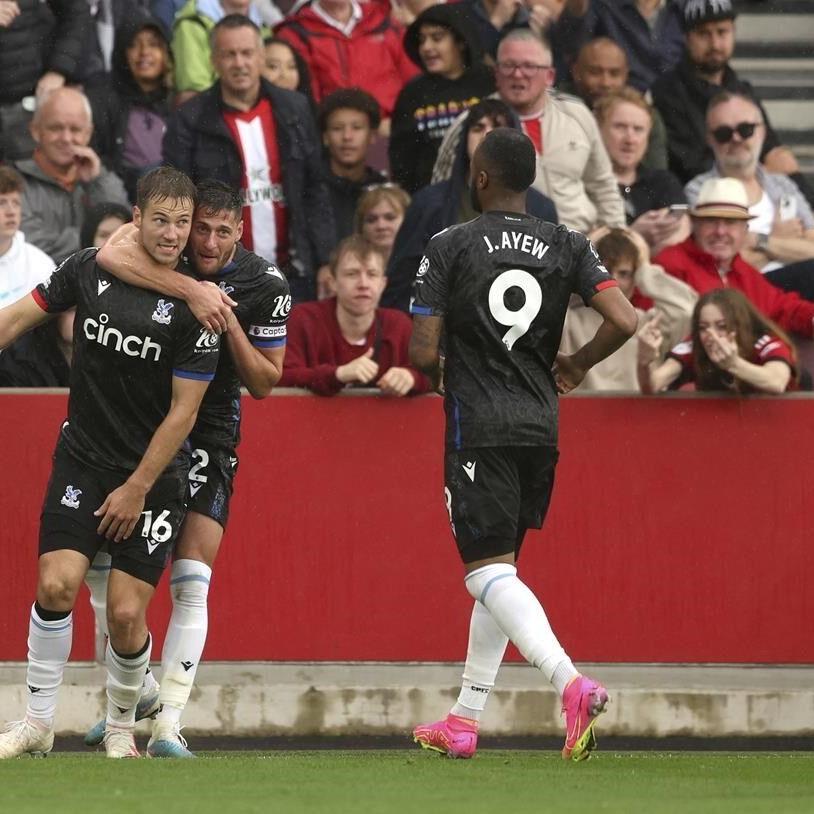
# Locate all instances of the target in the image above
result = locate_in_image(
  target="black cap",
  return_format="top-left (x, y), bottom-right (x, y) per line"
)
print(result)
top-left (683, 0), bottom-right (737, 31)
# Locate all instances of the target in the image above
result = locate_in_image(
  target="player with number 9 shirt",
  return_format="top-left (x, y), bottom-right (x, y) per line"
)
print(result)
top-left (409, 128), bottom-right (638, 762)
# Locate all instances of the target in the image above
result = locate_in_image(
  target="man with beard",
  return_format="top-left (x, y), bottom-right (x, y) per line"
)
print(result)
top-left (684, 92), bottom-right (814, 298)
top-left (650, 0), bottom-right (805, 193)
top-left (409, 127), bottom-right (637, 761)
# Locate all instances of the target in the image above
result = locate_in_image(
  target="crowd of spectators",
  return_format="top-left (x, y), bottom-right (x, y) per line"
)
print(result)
top-left (0, 0), bottom-right (811, 397)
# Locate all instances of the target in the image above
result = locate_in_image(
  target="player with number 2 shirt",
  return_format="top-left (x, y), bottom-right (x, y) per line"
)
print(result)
top-left (409, 129), bottom-right (638, 762)
top-left (82, 180), bottom-right (290, 758)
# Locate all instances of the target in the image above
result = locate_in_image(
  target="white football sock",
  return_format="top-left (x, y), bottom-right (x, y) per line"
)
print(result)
top-left (26, 604), bottom-right (73, 724)
top-left (106, 635), bottom-right (151, 728)
top-left (157, 559), bottom-right (211, 723)
top-left (84, 551), bottom-right (111, 638)
top-left (450, 600), bottom-right (508, 721)
top-left (465, 564), bottom-right (578, 696)
top-left (142, 667), bottom-right (159, 695)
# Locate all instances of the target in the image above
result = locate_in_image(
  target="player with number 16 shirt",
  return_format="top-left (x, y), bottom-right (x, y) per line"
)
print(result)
top-left (409, 128), bottom-right (637, 763)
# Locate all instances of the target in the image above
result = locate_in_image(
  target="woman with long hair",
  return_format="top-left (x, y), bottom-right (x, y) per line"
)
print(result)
top-left (638, 288), bottom-right (798, 394)
top-left (87, 14), bottom-right (174, 203)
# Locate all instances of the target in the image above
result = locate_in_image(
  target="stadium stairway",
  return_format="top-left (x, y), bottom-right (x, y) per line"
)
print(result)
top-left (1, 662), bottom-right (813, 739)
top-left (733, 0), bottom-right (814, 187)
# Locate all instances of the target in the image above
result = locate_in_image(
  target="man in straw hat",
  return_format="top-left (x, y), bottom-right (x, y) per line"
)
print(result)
top-left (655, 177), bottom-right (814, 339)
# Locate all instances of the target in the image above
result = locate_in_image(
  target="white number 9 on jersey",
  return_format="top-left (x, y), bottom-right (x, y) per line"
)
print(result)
top-left (488, 269), bottom-right (543, 351)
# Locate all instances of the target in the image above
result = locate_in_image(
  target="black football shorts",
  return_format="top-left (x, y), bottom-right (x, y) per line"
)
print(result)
top-left (444, 446), bottom-right (559, 564)
top-left (185, 443), bottom-right (239, 529)
top-left (39, 446), bottom-right (187, 586)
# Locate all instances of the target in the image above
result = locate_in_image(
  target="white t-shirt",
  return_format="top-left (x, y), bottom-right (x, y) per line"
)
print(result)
top-left (748, 192), bottom-right (782, 273)
top-left (0, 232), bottom-right (55, 307)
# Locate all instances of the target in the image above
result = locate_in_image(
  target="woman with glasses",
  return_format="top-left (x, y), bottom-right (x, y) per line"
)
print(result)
top-left (389, 4), bottom-right (494, 195)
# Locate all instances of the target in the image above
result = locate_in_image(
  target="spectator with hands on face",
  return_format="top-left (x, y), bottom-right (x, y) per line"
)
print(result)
top-left (638, 287), bottom-right (798, 394)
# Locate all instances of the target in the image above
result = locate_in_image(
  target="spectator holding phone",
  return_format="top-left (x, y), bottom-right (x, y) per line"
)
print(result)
top-left (595, 88), bottom-right (688, 256)
top-left (638, 287), bottom-right (798, 394)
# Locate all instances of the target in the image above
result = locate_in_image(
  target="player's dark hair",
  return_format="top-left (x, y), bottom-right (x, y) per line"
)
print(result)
top-left (595, 229), bottom-right (639, 272)
top-left (478, 128), bottom-right (536, 193)
top-left (0, 164), bottom-right (23, 195)
top-left (137, 166), bottom-right (196, 211)
top-left (196, 179), bottom-right (243, 220)
top-left (317, 88), bottom-right (381, 133)
top-left (691, 288), bottom-right (798, 392)
top-left (330, 235), bottom-right (386, 275)
top-left (211, 13), bottom-right (261, 49)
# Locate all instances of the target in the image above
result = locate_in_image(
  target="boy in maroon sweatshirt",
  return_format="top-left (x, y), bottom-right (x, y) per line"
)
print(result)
top-left (280, 235), bottom-right (430, 396)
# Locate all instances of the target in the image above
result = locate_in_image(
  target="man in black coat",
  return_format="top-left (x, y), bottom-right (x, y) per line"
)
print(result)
top-left (163, 13), bottom-right (335, 302)
top-left (0, 0), bottom-right (91, 161)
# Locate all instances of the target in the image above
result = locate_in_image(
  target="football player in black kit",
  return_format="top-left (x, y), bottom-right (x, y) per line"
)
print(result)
top-left (409, 129), bottom-right (638, 762)
top-left (0, 168), bottom-right (221, 759)
top-left (80, 180), bottom-right (290, 757)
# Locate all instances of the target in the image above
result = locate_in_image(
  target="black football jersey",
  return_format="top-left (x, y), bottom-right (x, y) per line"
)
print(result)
top-left (34, 249), bottom-right (221, 473)
top-left (191, 245), bottom-right (290, 448)
top-left (411, 211), bottom-right (616, 449)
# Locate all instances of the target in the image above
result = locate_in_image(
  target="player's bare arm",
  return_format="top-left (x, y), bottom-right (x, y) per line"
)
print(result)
top-left (95, 376), bottom-right (212, 543)
top-left (409, 314), bottom-right (444, 392)
top-left (555, 287), bottom-right (638, 394)
top-left (224, 310), bottom-right (285, 399)
top-left (0, 293), bottom-right (55, 349)
top-left (97, 223), bottom-right (236, 334)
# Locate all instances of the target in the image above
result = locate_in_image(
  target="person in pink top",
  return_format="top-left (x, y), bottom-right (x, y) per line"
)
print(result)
top-left (655, 177), bottom-right (814, 340)
top-left (279, 234), bottom-right (430, 396)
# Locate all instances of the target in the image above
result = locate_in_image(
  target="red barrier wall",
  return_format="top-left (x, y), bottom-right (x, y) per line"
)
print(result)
top-left (1, 391), bottom-right (812, 664)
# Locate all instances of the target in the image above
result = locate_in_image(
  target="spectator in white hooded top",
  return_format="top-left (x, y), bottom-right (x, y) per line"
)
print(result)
top-left (0, 165), bottom-right (54, 308)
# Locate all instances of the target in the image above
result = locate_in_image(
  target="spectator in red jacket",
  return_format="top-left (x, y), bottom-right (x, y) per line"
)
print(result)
top-left (280, 234), bottom-right (430, 396)
top-left (655, 177), bottom-right (814, 340)
top-left (275, 0), bottom-right (419, 122)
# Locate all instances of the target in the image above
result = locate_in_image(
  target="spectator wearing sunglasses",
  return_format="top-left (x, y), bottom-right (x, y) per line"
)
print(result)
top-left (432, 29), bottom-right (624, 234)
top-left (685, 91), bottom-right (814, 298)
top-left (651, 0), bottom-right (807, 197)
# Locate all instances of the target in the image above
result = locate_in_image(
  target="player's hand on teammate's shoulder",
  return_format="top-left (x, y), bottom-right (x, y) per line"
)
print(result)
top-left (187, 280), bottom-right (237, 334)
top-left (94, 481), bottom-right (148, 543)
top-left (377, 366), bottom-right (415, 397)
top-left (336, 348), bottom-right (379, 385)
top-left (553, 352), bottom-right (587, 395)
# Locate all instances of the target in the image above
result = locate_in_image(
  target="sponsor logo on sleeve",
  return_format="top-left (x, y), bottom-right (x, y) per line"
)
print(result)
top-left (249, 325), bottom-right (287, 339)
top-left (417, 256), bottom-right (430, 277)
top-left (196, 329), bottom-right (219, 350)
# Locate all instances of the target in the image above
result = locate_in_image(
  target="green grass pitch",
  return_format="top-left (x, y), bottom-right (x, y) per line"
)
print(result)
top-left (2, 751), bottom-right (813, 814)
